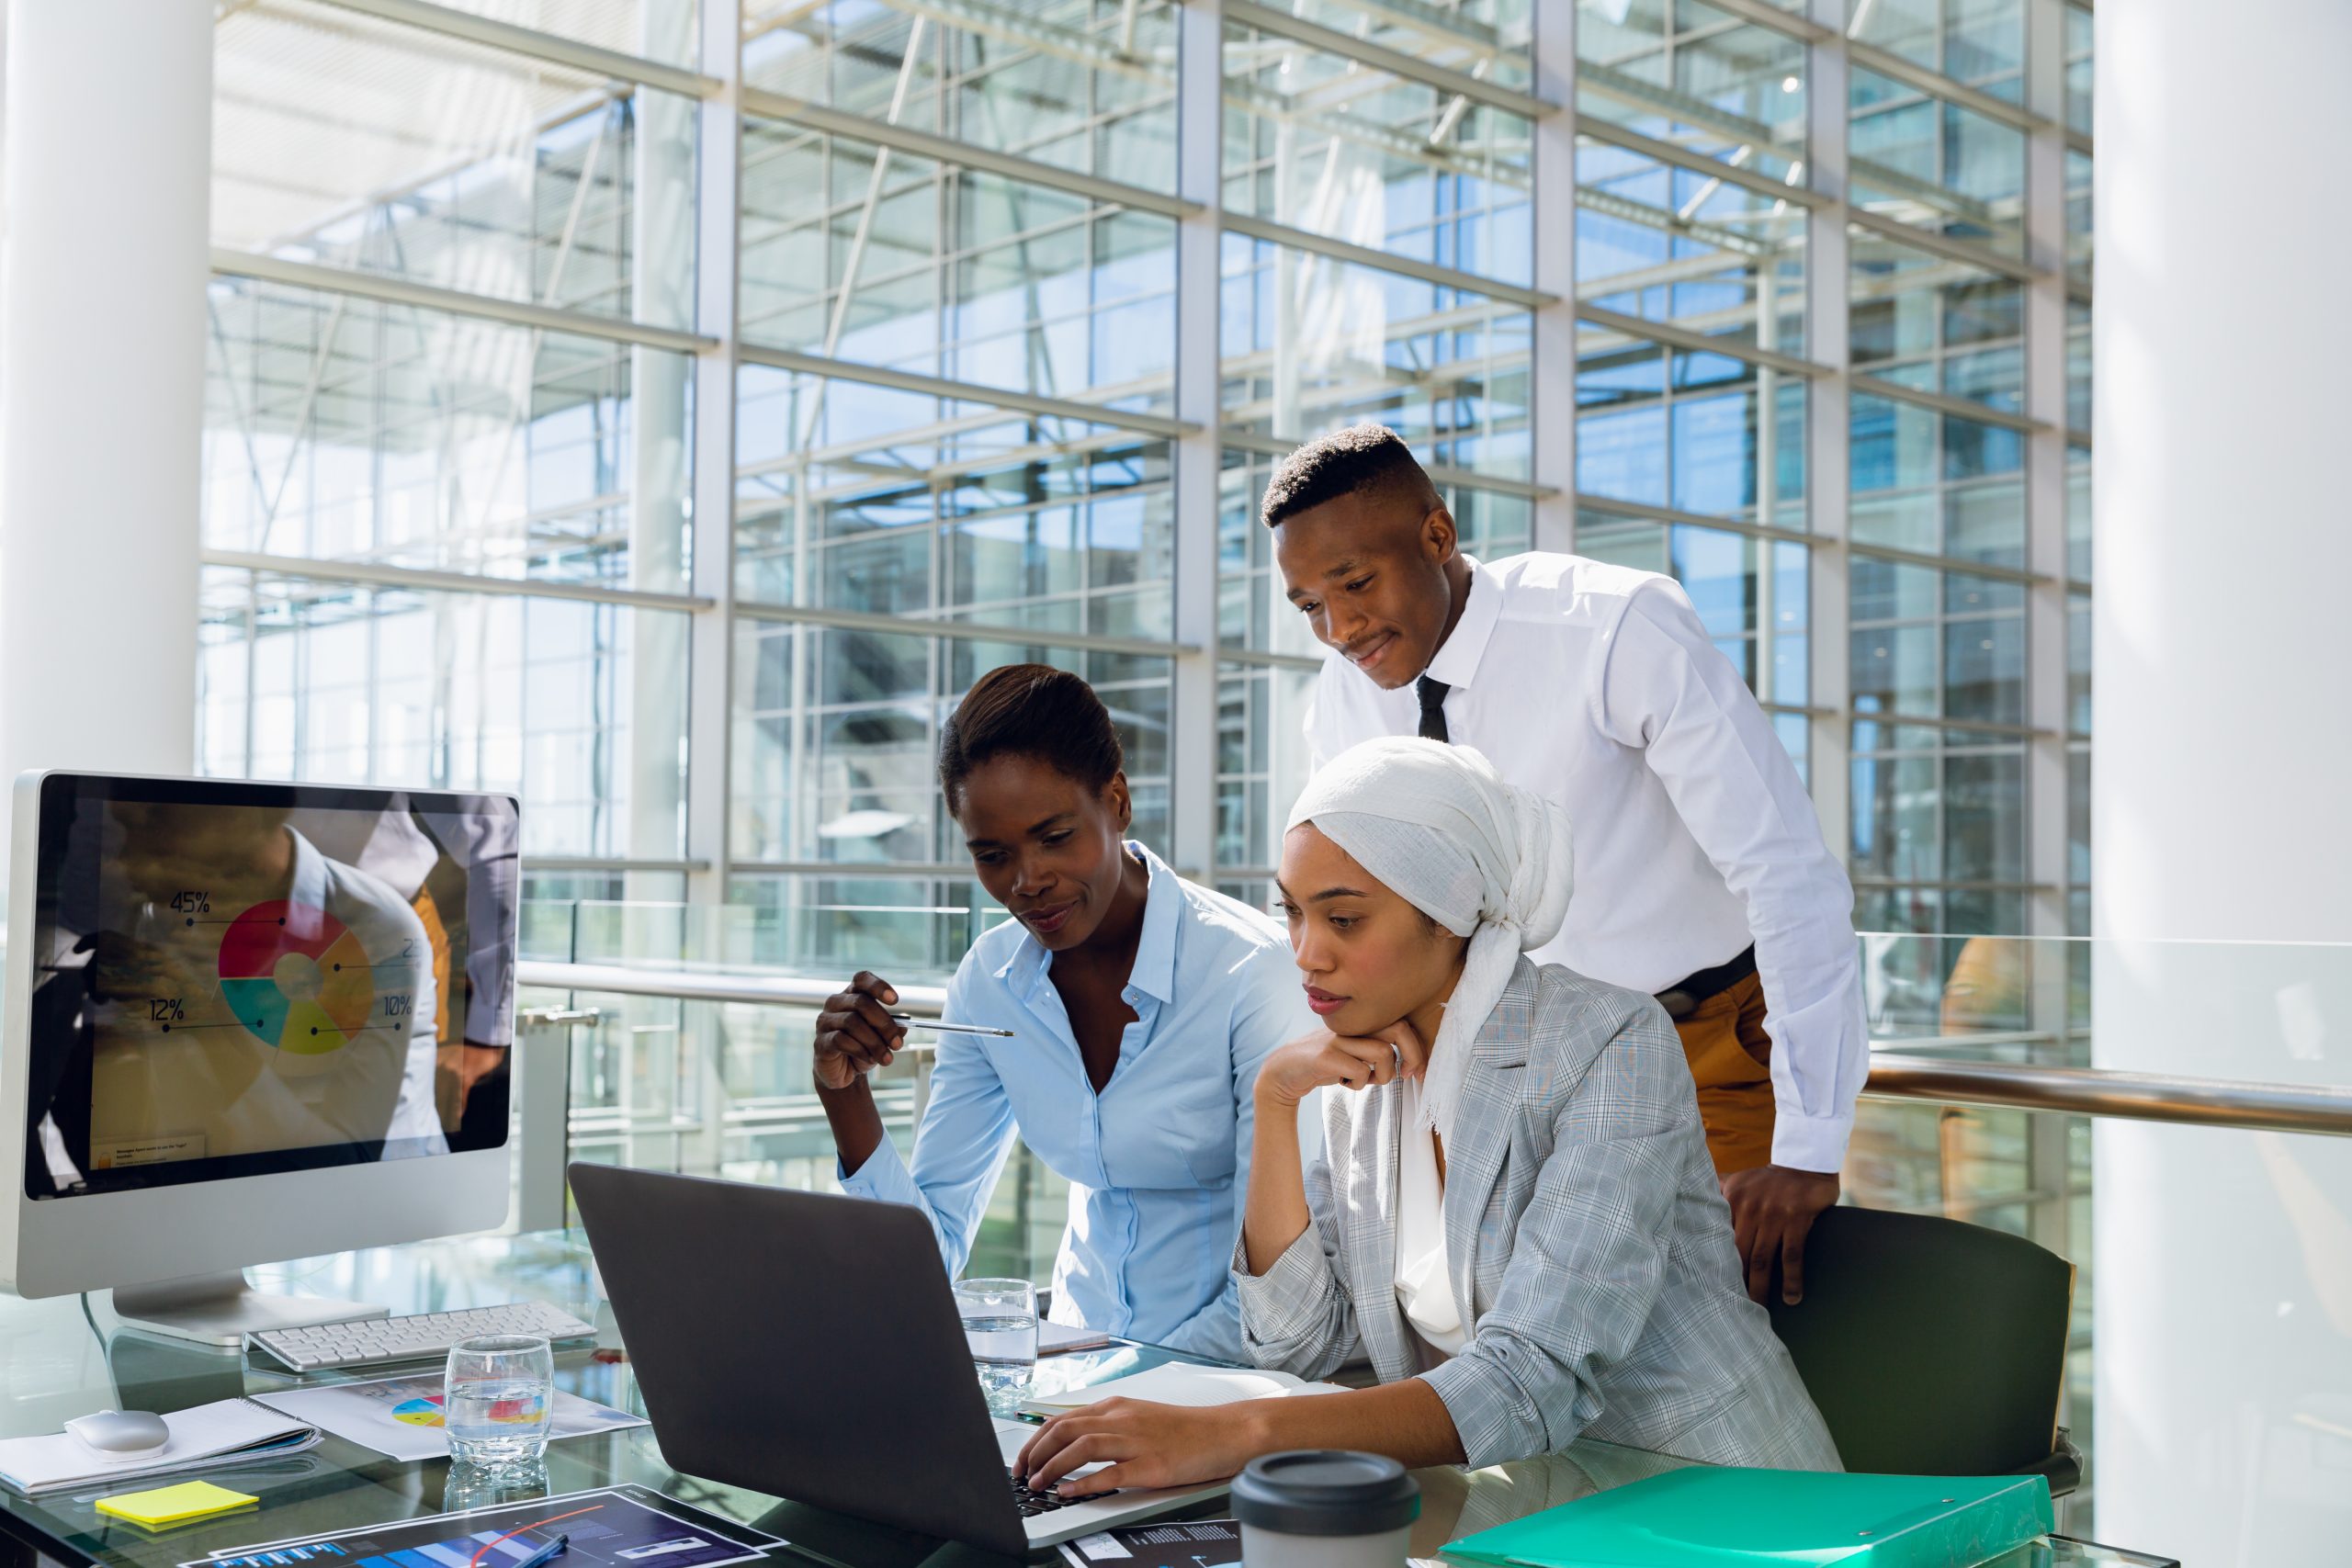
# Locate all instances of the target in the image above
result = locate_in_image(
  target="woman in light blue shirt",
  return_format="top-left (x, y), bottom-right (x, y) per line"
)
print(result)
top-left (811, 664), bottom-right (1309, 1359)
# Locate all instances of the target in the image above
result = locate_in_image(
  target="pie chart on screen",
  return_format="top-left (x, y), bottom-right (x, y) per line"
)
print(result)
top-left (217, 899), bottom-right (379, 1056)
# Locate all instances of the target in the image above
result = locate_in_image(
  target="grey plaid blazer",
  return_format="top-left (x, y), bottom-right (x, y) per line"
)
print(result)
top-left (1236, 958), bottom-right (1841, 1472)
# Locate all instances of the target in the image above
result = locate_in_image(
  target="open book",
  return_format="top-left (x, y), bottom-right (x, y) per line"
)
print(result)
top-left (1021, 1361), bottom-right (1350, 1417)
top-left (0, 1398), bottom-right (319, 1497)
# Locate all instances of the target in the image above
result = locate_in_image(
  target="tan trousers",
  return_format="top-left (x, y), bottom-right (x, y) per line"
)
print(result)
top-left (1672, 970), bottom-right (1777, 1177)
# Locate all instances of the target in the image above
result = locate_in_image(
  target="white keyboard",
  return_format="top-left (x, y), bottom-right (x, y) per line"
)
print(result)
top-left (247, 1301), bottom-right (598, 1372)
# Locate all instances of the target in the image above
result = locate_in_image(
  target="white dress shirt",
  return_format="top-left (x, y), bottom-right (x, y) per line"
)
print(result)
top-left (1305, 552), bottom-right (1867, 1172)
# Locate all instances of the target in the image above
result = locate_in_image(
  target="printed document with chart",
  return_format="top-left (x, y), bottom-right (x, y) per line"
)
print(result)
top-left (250, 1371), bottom-right (644, 1461)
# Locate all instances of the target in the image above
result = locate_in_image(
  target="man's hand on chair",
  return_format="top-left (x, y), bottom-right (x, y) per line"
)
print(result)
top-left (1720, 1165), bottom-right (1839, 1305)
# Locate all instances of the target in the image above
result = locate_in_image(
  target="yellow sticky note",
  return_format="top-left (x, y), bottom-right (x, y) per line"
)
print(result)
top-left (95, 1480), bottom-right (259, 1528)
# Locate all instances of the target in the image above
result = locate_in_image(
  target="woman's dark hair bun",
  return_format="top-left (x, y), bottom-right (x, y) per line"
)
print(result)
top-left (938, 663), bottom-right (1124, 807)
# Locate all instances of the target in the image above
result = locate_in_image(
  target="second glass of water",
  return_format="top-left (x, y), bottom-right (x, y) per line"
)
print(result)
top-left (445, 1333), bottom-right (555, 1469)
top-left (955, 1277), bottom-right (1037, 1415)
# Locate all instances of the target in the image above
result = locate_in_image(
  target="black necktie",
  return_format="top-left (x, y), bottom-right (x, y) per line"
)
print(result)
top-left (1417, 675), bottom-right (1451, 743)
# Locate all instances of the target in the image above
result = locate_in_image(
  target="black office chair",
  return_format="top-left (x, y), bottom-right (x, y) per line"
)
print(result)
top-left (1767, 1204), bottom-right (2082, 1495)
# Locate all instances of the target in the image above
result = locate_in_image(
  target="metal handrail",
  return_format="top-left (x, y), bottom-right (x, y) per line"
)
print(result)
top-left (518, 960), bottom-right (946, 1016)
top-left (515, 959), bottom-right (2352, 1138)
top-left (1860, 1055), bottom-right (2352, 1136)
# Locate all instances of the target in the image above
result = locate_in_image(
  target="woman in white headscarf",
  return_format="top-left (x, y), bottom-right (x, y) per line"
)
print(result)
top-left (1017, 738), bottom-right (1838, 1495)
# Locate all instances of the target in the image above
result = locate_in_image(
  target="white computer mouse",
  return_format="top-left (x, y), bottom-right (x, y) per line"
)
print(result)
top-left (64, 1409), bottom-right (170, 1458)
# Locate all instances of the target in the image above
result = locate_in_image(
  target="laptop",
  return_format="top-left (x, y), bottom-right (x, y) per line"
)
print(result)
top-left (568, 1164), bottom-right (1230, 1555)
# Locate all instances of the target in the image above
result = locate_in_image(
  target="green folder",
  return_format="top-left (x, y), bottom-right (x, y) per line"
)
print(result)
top-left (1444, 1469), bottom-right (2053, 1568)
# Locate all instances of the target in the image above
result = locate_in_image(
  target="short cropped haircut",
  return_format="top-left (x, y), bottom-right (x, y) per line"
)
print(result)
top-left (1259, 423), bottom-right (1442, 530)
top-left (938, 663), bottom-right (1125, 807)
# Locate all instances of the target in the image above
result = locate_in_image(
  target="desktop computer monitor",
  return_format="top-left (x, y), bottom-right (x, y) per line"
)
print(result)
top-left (0, 772), bottom-right (520, 1344)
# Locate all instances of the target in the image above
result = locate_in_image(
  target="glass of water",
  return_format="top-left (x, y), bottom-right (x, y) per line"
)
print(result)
top-left (445, 1333), bottom-right (555, 1469)
top-left (955, 1277), bottom-right (1038, 1415)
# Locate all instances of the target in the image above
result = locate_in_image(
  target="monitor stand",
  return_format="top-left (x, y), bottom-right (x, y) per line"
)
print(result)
top-left (109, 1330), bottom-right (250, 1408)
top-left (109, 1271), bottom-right (387, 1348)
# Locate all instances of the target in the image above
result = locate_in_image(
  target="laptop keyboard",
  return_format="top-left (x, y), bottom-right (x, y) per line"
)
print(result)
top-left (1010, 1472), bottom-right (1083, 1517)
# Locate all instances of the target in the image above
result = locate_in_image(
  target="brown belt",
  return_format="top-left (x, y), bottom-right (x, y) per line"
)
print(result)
top-left (1654, 945), bottom-right (1758, 1021)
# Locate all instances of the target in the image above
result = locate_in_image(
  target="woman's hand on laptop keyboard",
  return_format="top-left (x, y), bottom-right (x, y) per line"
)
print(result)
top-left (1014, 1396), bottom-right (1266, 1498)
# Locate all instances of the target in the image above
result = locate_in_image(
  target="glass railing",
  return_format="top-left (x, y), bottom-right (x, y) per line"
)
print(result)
top-left (514, 908), bottom-right (2352, 1545)
top-left (512, 896), bottom-right (1018, 1270)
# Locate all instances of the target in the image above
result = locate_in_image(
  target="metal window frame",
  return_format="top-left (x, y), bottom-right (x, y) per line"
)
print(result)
top-left (734, 597), bottom-right (1197, 660)
top-left (1215, 644), bottom-right (1327, 673)
top-left (1223, 0), bottom-right (1554, 121)
top-left (737, 341), bottom-right (1198, 441)
top-left (724, 861), bottom-right (978, 881)
top-left (1847, 40), bottom-right (2050, 136)
top-left (1219, 211), bottom-right (1557, 311)
top-left (209, 248), bottom-right (717, 354)
top-left (209, 0), bottom-right (2091, 897)
top-left (1575, 116), bottom-right (1830, 210)
top-left (740, 86), bottom-right (1201, 221)
top-left (525, 856), bottom-right (712, 874)
top-left (1577, 302), bottom-right (1830, 378)
top-left (210, 0), bottom-right (2093, 1266)
top-left (1851, 373), bottom-right (2049, 434)
top-left (1846, 205), bottom-right (2042, 285)
top-left (1645, 0), bottom-right (2054, 137)
top-left (1217, 428), bottom-right (1558, 500)
top-left (310, 0), bottom-right (722, 98)
top-left (202, 549), bottom-right (716, 613)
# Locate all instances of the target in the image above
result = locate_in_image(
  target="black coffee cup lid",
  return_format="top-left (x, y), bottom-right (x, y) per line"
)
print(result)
top-left (1231, 1450), bottom-right (1421, 1537)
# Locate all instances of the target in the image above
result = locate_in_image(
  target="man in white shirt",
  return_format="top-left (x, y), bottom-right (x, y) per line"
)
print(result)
top-left (1265, 423), bottom-right (1867, 1304)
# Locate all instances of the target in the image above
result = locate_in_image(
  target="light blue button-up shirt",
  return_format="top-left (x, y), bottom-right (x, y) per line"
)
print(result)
top-left (839, 842), bottom-right (1310, 1361)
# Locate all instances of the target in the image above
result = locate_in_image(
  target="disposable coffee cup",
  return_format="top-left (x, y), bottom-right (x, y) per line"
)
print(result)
top-left (1231, 1450), bottom-right (1420, 1566)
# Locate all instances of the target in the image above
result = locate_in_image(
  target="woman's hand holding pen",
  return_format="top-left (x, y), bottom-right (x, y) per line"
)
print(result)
top-left (813, 970), bottom-right (909, 1090)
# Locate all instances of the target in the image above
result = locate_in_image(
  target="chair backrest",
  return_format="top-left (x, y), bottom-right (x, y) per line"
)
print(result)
top-left (1767, 1204), bottom-right (2074, 1476)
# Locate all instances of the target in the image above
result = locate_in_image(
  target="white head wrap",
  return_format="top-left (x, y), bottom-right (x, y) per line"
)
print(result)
top-left (1285, 738), bottom-right (1572, 1139)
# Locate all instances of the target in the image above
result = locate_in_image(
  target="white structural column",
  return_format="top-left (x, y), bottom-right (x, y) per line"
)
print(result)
top-left (1526, 2), bottom-right (1573, 556)
top-left (2022, 3), bottom-right (2070, 952)
top-left (685, 0), bottom-right (743, 903)
top-left (2018, 0), bottom-right (2074, 1273)
top-left (1802, 0), bottom-right (1850, 860)
top-left (629, 0), bottom-right (700, 895)
top-left (2093, 0), bottom-right (2352, 1562)
top-left (1169, 0), bottom-right (1221, 879)
top-left (0, 0), bottom-right (211, 831)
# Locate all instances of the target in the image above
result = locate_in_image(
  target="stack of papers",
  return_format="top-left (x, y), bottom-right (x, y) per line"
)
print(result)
top-left (1021, 1361), bottom-right (1350, 1417)
top-left (0, 1400), bottom-right (318, 1497)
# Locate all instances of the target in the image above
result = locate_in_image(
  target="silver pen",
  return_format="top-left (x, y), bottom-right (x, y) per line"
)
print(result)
top-left (889, 1012), bottom-right (1016, 1039)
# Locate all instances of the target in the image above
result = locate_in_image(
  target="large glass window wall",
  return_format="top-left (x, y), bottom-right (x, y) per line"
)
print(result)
top-left (197, 0), bottom-right (2089, 1506)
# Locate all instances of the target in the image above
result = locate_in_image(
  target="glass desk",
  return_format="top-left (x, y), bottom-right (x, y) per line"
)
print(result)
top-left (0, 1231), bottom-right (2171, 1568)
